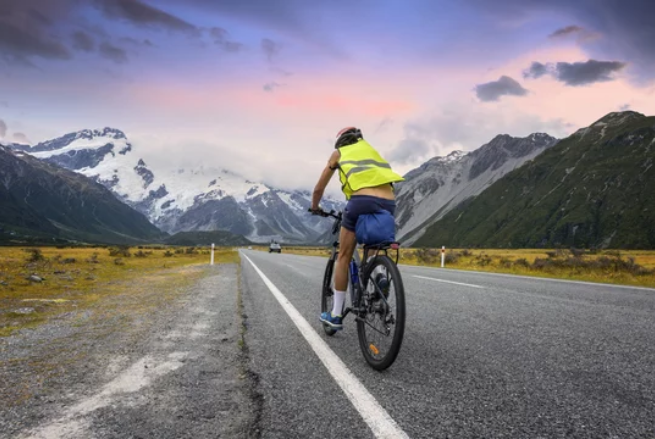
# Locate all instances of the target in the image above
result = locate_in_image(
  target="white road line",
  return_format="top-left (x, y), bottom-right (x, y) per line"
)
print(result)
top-left (242, 253), bottom-right (410, 439)
top-left (402, 264), bottom-right (655, 292)
top-left (412, 275), bottom-right (484, 289)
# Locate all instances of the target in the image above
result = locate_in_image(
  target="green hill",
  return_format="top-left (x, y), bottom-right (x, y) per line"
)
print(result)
top-left (416, 111), bottom-right (655, 249)
top-left (0, 146), bottom-right (166, 245)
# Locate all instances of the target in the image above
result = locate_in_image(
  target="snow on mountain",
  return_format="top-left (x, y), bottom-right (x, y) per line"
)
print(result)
top-left (11, 128), bottom-right (344, 243)
top-left (395, 132), bottom-right (559, 245)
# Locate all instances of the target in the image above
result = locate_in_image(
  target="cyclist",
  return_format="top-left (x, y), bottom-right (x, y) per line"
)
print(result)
top-left (310, 127), bottom-right (405, 330)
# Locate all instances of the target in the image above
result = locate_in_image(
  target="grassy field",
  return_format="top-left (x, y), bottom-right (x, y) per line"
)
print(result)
top-left (0, 245), bottom-right (238, 337)
top-left (260, 245), bottom-right (655, 289)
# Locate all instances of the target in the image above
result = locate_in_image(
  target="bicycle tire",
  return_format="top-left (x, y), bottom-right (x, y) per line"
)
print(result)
top-left (321, 256), bottom-right (338, 336)
top-left (357, 255), bottom-right (406, 371)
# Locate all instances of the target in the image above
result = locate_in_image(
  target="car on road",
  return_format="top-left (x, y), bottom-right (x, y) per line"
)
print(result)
top-left (269, 242), bottom-right (282, 253)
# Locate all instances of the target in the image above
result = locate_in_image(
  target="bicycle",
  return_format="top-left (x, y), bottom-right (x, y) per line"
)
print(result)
top-left (310, 208), bottom-right (406, 371)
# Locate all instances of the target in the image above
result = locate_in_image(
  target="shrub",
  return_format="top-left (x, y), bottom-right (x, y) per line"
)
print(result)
top-left (475, 254), bottom-right (492, 266)
top-left (114, 258), bottom-right (125, 266)
top-left (569, 247), bottom-right (585, 257)
top-left (444, 251), bottom-right (460, 264)
top-left (514, 258), bottom-right (530, 268)
top-left (134, 250), bottom-right (148, 258)
top-left (108, 246), bottom-right (131, 257)
top-left (164, 250), bottom-right (174, 257)
top-left (415, 248), bottom-right (439, 264)
top-left (24, 248), bottom-right (45, 263)
top-left (86, 252), bottom-right (100, 263)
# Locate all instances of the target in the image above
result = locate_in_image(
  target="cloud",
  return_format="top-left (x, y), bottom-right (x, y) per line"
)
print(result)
top-left (394, 102), bottom-right (573, 167)
top-left (549, 25), bottom-right (584, 38)
top-left (97, 0), bottom-right (199, 35)
top-left (209, 27), bottom-right (227, 41)
top-left (388, 137), bottom-right (432, 165)
top-left (221, 41), bottom-right (244, 53)
top-left (0, 119), bottom-right (6, 137)
top-left (463, 0), bottom-right (655, 79)
top-left (548, 24), bottom-right (599, 43)
top-left (523, 61), bottom-right (549, 79)
top-left (13, 132), bottom-right (31, 144)
top-left (261, 38), bottom-right (280, 61)
top-left (0, 20), bottom-right (72, 62)
top-left (554, 60), bottom-right (626, 86)
top-left (72, 31), bottom-right (95, 52)
top-left (208, 27), bottom-right (243, 52)
top-left (270, 66), bottom-right (293, 77)
top-left (387, 121), bottom-right (448, 166)
top-left (374, 117), bottom-right (394, 134)
top-left (263, 82), bottom-right (282, 92)
top-left (523, 59), bottom-right (627, 86)
top-left (475, 75), bottom-right (528, 102)
top-left (120, 37), bottom-right (155, 47)
top-left (99, 42), bottom-right (128, 63)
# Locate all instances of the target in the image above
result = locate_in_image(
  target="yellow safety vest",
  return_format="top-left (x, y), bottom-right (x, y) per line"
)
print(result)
top-left (337, 139), bottom-right (405, 200)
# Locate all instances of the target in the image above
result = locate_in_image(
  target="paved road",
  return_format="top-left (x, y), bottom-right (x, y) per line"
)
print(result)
top-left (240, 250), bottom-right (655, 439)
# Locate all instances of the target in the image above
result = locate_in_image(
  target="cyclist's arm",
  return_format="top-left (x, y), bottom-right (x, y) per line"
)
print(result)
top-left (311, 150), bottom-right (340, 210)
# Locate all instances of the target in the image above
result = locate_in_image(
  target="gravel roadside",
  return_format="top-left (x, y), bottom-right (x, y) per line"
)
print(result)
top-left (0, 263), bottom-right (260, 439)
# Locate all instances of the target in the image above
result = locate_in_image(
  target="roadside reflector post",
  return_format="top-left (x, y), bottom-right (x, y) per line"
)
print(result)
top-left (211, 243), bottom-right (215, 265)
top-left (441, 246), bottom-right (445, 268)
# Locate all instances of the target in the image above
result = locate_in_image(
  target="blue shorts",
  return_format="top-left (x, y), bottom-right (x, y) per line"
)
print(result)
top-left (342, 195), bottom-right (396, 232)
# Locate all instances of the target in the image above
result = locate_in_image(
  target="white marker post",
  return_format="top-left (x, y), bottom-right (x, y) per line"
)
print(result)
top-left (210, 243), bottom-right (215, 265)
top-left (441, 246), bottom-right (445, 268)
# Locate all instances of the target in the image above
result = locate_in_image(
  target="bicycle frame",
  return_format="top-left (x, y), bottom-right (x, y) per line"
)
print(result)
top-left (320, 209), bottom-right (399, 319)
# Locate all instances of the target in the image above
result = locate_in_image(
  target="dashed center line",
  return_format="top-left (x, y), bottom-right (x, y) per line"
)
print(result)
top-left (242, 253), bottom-right (410, 439)
top-left (413, 275), bottom-right (484, 289)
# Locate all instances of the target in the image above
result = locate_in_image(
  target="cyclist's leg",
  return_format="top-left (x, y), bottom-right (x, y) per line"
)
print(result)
top-left (319, 227), bottom-right (355, 329)
top-left (335, 228), bottom-right (356, 291)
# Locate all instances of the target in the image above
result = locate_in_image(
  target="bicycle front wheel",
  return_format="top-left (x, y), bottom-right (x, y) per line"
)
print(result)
top-left (357, 255), bottom-right (406, 371)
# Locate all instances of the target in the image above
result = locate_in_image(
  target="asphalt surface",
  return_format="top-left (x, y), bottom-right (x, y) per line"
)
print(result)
top-left (240, 250), bottom-right (655, 439)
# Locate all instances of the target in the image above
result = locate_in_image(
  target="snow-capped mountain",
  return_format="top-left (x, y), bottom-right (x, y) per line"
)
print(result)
top-left (12, 128), bottom-right (344, 243)
top-left (395, 132), bottom-right (559, 245)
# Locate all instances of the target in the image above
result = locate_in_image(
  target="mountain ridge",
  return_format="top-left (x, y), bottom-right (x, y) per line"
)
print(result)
top-left (10, 128), bottom-right (344, 243)
top-left (415, 110), bottom-right (655, 249)
top-left (0, 145), bottom-right (165, 245)
top-left (395, 131), bottom-right (559, 244)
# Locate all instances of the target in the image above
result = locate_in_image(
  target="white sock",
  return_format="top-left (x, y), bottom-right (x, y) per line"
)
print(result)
top-left (331, 288), bottom-right (346, 317)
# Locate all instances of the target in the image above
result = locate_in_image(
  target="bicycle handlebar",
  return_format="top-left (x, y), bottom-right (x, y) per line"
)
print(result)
top-left (308, 207), bottom-right (341, 220)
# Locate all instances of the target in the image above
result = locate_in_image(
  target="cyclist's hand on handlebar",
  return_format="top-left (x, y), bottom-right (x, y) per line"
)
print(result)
top-left (308, 207), bottom-right (330, 217)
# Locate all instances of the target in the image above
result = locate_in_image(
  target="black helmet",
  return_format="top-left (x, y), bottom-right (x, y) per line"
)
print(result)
top-left (335, 126), bottom-right (363, 148)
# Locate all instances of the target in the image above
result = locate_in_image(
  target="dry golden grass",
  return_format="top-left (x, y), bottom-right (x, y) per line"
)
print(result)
top-left (268, 246), bottom-right (655, 289)
top-left (0, 245), bottom-right (238, 337)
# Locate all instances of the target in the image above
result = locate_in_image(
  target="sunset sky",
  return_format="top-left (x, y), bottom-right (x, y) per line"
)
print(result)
top-left (1, 0), bottom-right (654, 195)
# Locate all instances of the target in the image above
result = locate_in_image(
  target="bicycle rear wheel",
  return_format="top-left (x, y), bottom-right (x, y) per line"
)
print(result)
top-left (357, 255), bottom-right (406, 371)
top-left (321, 256), bottom-right (338, 336)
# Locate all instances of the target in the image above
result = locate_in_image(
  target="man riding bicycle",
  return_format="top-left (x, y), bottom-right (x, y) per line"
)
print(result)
top-left (310, 127), bottom-right (405, 330)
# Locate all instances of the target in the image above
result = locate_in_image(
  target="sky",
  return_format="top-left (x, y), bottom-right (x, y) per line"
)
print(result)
top-left (1, 0), bottom-right (655, 196)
